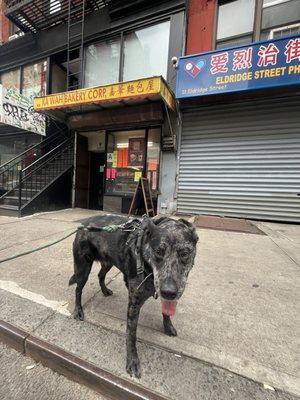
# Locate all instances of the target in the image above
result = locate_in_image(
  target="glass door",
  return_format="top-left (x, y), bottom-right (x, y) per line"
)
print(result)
top-left (105, 127), bottom-right (161, 196)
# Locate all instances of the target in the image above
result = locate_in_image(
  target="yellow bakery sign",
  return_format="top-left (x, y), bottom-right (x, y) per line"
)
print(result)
top-left (34, 76), bottom-right (175, 111)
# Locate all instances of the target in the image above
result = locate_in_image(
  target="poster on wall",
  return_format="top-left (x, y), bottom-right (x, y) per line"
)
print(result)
top-left (0, 85), bottom-right (46, 135)
top-left (128, 138), bottom-right (146, 167)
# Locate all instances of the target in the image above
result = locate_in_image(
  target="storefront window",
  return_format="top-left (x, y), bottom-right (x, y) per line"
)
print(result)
top-left (84, 38), bottom-right (121, 87)
top-left (123, 21), bottom-right (170, 81)
top-left (22, 61), bottom-right (47, 100)
top-left (0, 69), bottom-right (21, 93)
top-left (105, 128), bottom-right (160, 196)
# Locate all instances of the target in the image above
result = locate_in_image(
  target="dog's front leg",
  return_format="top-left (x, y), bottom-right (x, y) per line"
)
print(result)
top-left (126, 297), bottom-right (142, 378)
top-left (126, 279), bottom-right (150, 379)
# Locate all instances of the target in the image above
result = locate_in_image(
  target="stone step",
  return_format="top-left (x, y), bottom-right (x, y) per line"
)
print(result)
top-left (2, 196), bottom-right (28, 207)
top-left (0, 204), bottom-right (19, 217)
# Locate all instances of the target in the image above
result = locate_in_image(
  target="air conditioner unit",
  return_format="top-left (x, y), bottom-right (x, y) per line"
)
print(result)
top-left (162, 135), bottom-right (177, 152)
top-left (269, 23), bottom-right (300, 39)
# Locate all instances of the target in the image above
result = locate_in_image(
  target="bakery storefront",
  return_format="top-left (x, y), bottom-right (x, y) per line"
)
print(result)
top-left (176, 35), bottom-right (300, 223)
top-left (34, 76), bottom-right (176, 214)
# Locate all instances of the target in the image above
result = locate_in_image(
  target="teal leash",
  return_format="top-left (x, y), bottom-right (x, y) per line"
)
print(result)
top-left (0, 223), bottom-right (123, 265)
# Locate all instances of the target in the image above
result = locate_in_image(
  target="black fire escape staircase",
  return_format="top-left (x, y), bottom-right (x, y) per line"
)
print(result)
top-left (0, 133), bottom-right (74, 217)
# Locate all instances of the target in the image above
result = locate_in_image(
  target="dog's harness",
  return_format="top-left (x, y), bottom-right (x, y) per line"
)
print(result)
top-left (123, 216), bottom-right (157, 297)
top-left (86, 216), bottom-right (156, 295)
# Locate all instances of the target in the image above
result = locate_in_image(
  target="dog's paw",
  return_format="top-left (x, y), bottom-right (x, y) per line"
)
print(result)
top-left (74, 307), bottom-right (84, 321)
top-left (103, 288), bottom-right (113, 297)
top-left (164, 324), bottom-right (177, 336)
top-left (126, 356), bottom-right (141, 379)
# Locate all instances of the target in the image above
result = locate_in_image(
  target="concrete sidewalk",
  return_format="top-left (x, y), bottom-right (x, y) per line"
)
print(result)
top-left (0, 209), bottom-right (299, 399)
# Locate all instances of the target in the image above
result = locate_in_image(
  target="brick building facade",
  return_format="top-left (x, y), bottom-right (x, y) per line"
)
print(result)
top-left (0, 0), bottom-right (9, 44)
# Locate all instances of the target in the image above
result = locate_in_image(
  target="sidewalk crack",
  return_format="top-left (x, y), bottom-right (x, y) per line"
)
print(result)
top-left (269, 237), bottom-right (299, 268)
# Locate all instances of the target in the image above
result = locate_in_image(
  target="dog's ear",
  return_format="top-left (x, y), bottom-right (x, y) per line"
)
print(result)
top-left (153, 216), bottom-right (169, 226)
top-left (143, 217), bottom-right (158, 237)
top-left (141, 218), bottom-right (161, 247)
top-left (178, 219), bottom-right (199, 244)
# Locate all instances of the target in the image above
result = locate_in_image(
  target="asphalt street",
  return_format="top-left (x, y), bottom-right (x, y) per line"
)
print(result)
top-left (0, 343), bottom-right (104, 400)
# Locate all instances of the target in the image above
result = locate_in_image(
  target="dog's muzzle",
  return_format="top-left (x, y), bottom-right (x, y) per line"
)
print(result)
top-left (160, 278), bottom-right (178, 316)
top-left (160, 278), bottom-right (178, 300)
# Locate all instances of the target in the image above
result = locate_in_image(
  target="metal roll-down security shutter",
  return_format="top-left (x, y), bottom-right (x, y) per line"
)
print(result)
top-left (178, 96), bottom-right (300, 222)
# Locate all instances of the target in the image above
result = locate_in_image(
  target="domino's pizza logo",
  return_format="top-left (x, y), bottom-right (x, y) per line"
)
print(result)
top-left (184, 60), bottom-right (205, 78)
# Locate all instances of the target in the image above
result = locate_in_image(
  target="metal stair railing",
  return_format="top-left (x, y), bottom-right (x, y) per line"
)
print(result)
top-left (18, 138), bottom-right (74, 212)
top-left (0, 132), bottom-right (68, 198)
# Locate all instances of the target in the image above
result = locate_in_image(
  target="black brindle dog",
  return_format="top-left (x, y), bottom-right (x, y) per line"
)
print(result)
top-left (69, 215), bottom-right (198, 378)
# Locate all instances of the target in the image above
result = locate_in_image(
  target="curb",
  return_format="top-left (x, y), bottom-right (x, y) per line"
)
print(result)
top-left (0, 320), bottom-right (169, 400)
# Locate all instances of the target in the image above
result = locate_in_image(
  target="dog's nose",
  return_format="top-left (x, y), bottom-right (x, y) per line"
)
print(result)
top-left (161, 278), bottom-right (178, 300)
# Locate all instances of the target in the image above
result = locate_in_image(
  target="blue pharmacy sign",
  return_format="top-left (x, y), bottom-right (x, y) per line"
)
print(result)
top-left (176, 35), bottom-right (300, 99)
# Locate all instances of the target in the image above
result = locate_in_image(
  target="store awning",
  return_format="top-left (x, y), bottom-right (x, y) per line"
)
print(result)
top-left (33, 76), bottom-right (176, 121)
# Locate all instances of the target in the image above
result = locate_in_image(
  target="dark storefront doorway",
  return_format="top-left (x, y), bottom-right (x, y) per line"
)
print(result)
top-left (89, 152), bottom-right (105, 210)
top-left (74, 132), bottom-right (105, 210)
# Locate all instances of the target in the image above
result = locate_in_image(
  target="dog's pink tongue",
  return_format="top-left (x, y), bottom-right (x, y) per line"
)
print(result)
top-left (161, 300), bottom-right (177, 316)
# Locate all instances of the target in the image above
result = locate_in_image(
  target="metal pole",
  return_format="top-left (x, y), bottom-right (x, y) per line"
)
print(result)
top-left (18, 170), bottom-right (22, 214)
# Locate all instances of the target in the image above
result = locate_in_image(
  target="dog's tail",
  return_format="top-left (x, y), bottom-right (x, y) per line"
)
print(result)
top-left (68, 274), bottom-right (77, 286)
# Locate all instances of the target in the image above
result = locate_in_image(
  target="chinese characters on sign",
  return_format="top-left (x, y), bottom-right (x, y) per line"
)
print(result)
top-left (34, 77), bottom-right (176, 112)
top-left (0, 85), bottom-right (46, 135)
top-left (34, 78), bottom-right (160, 110)
top-left (176, 36), bottom-right (300, 98)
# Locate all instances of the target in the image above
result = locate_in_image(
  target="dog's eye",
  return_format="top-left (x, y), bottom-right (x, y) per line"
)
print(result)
top-left (179, 250), bottom-right (189, 259)
top-left (155, 247), bottom-right (165, 258)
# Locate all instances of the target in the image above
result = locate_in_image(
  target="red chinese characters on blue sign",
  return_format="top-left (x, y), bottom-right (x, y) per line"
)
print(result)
top-left (176, 36), bottom-right (300, 99)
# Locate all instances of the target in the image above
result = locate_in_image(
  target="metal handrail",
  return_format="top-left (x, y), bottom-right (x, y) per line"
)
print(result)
top-left (0, 131), bottom-right (69, 197)
top-left (22, 142), bottom-right (73, 185)
top-left (18, 139), bottom-right (74, 211)
top-left (0, 131), bottom-right (65, 171)
top-left (22, 138), bottom-right (71, 175)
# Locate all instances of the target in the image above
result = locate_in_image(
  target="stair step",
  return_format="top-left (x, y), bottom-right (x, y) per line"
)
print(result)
top-left (0, 204), bottom-right (19, 217)
top-left (21, 189), bottom-right (39, 196)
top-left (26, 175), bottom-right (64, 181)
top-left (2, 196), bottom-right (28, 207)
top-left (0, 204), bottom-right (18, 210)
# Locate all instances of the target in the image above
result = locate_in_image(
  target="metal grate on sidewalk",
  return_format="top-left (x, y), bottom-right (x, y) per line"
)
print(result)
top-left (195, 215), bottom-right (266, 235)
